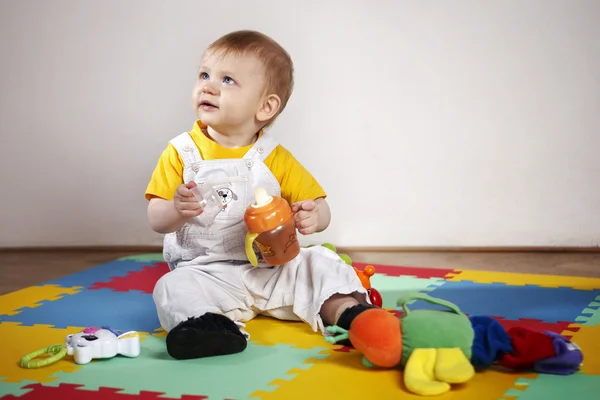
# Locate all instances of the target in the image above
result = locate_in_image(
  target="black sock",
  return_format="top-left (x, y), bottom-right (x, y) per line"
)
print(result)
top-left (334, 304), bottom-right (377, 347)
top-left (166, 312), bottom-right (248, 360)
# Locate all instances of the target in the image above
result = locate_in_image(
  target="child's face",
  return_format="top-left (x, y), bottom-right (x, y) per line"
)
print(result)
top-left (193, 49), bottom-right (268, 133)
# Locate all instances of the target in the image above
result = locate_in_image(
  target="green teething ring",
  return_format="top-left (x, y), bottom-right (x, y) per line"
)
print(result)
top-left (20, 344), bottom-right (67, 368)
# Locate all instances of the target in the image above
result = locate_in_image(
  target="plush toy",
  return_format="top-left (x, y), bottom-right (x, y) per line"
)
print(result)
top-left (324, 293), bottom-right (583, 396)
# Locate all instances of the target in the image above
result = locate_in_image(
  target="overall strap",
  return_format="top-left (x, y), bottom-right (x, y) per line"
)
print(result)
top-left (169, 132), bottom-right (203, 183)
top-left (169, 132), bottom-right (204, 167)
top-left (243, 131), bottom-right (279, 162)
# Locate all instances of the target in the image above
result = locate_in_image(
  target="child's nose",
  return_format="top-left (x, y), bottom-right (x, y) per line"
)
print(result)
top-left (202, 82), bottom-right (218, 95)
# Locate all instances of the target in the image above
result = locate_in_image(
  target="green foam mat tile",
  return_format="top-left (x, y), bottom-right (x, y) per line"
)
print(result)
top-left (44, 335), bottom-right (329, 399)
top-left (504, 373), bottom-right (600, 400)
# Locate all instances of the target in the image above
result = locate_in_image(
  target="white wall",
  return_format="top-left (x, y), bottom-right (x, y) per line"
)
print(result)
top-left (1, 0), bottom-right (599, 248)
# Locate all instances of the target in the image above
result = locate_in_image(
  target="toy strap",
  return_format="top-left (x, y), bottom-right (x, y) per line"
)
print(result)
top-left (397, 293), bottom-right (464, 316)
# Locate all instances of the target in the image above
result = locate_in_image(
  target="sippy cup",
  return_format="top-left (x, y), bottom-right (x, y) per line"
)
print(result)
top-left (244, 188), bottom-right (300, 267)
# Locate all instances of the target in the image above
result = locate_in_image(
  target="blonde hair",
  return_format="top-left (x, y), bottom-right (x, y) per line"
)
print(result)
top-left (206, 30), bottom-right (294, 125)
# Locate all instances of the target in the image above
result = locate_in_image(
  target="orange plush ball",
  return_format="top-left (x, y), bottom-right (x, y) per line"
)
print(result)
top-left (349, 308), bottom-right (403, 368)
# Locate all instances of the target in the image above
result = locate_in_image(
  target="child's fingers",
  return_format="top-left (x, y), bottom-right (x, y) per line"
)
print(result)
top-left (179, 208), bottom-right (203, 218)
top-left (182, 201), bottom-right (203, 210)
top-left (179, 195), bottom-right (201, 203)
top-left (176, 189), bottom-right (195, 199)
top-left (298, 224), bottom-right (316, 235)
top-left (294, 210), bottom-right (312, 222)
top-left (299, 200), bottom-right (316, 211)
top-left (176, 198), bottom-right (203, 211)
top-left (295, 214), bottom-right (316, 231)
top-left (291, 199), bottom-right (316, 212)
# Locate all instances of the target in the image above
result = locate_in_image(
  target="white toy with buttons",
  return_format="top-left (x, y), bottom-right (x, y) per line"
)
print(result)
top-left (65, 326), bottom-right (141, 365)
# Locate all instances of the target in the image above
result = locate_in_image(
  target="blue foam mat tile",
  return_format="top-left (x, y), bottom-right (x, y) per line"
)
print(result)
top-left (44, 260), bottom-right (158, 289)
top-left (0, 287), bottom-right (160, 333)
top-left (407, 280), bottom-right (600, 323)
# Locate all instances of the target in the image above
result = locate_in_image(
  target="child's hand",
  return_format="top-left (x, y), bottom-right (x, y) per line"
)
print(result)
top-left (291, 200), bottom-right (319, 235)
top-left (174, 182), bottom-right (204, 218)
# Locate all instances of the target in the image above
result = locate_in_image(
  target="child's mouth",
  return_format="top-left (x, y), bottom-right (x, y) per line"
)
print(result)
top-left (200, 100), bottom-right (218, 110)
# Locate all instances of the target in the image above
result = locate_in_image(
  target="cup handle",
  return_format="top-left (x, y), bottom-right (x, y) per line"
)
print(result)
top-left (245, 232), bottom-right (259, 267)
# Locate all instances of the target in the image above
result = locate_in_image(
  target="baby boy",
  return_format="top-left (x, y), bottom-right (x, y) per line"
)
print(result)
top-left (145, 30), bottom-right (391, 360)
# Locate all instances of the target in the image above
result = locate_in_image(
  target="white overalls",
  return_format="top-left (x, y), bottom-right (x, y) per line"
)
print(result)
top-left (152, 131), bottom-right (369, 334)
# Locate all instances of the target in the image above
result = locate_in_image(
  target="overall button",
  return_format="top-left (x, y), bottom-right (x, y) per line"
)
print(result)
top-left (164, 253), bottom-right (171, 261)
top-left (245, 160), bottom-right (253, 168)
top-left (192, 164), bottom-right (200, 172)
top-left (257, 147), bottom-right (264, 154)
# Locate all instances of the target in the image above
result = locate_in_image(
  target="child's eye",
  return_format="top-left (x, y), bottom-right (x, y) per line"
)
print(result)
top-left (223, 76), bottom-right (235, 84)
top-left (199, 72), bottom-right (209, 80)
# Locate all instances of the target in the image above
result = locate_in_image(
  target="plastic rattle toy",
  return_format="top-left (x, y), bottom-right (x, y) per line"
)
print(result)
top-left (20, 326), bottom-right (141, 368)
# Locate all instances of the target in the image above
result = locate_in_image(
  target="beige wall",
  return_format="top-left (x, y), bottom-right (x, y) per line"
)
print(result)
top-left (0, 0), bottom-right (598, 248)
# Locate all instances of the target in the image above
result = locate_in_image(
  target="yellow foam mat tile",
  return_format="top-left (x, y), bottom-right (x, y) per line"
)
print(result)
top-left (0, 322), bottom-right (153, 384)
top-left (446, 270), bottom-right (600, 290)
top-left (250, 348), bottom-right (534, 400)
top-left (245, 316), bottom-right (329, 350)
top-left (561, 324), bottom-right (600, 375)
top-left (0, 322), bottom-right (84, 383)
top-left (0, 285), bottom-right (83, 316)
top-left (151, 328), bottom-right (167, 338)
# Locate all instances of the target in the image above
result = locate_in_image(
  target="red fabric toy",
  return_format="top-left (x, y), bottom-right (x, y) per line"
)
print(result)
top-left (499, 326), bottom-right (557, 370)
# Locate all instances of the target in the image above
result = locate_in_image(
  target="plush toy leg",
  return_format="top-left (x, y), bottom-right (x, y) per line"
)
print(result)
top-left (404, 348), bottom-right (451, 396)
top-left (434, 348), bottom-right (475, 384)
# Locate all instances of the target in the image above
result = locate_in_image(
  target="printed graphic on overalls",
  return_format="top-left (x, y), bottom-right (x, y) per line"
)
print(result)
top-left (217, 188), bottom-right (238, 211)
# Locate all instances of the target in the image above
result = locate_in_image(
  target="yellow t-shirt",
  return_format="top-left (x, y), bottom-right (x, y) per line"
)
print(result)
top-left (145, 121), bottom-right (327, 205)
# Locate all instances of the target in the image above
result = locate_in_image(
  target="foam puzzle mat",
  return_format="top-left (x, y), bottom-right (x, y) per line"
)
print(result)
top-left (1, 253), bottom-right (600, 399)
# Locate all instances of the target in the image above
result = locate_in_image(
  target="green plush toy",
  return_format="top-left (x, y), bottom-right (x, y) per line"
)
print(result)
top-left (398, 294), bottom-right (474, 367)
top-left (326, 293), bottom-right (476, 396)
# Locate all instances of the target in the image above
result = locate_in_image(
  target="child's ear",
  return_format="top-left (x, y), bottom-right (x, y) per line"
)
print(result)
top-left (256, 94), bottom-right (281, 123)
